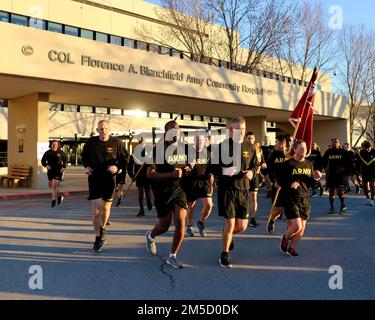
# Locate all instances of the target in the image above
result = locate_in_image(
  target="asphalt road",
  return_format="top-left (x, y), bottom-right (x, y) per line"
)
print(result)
top-left (0, 188), bottom-right (374, 300)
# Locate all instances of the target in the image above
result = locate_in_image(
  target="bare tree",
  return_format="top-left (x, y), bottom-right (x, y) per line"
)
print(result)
top-left (136, 0), bottom-right (296, 71)
top-left (274, 1), bottom-right (337, 85)
top-left (337, 24), bottom-right (375, 147)
top-left (135, 0), bottom-right (219, 59)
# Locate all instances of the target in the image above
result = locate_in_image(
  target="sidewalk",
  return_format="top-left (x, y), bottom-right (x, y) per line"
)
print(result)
top-left (0, 166), bottom-right (135, 200)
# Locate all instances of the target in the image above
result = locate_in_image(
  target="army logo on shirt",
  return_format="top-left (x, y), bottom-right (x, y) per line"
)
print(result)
top-left (292, 168), bottom-right (312, 175)
top-left (168, 154), bottom-right (187, 164)
top-left (106, 147), bottom-right (114, 154)
top-left (242, 151), bottom-right (250, 158)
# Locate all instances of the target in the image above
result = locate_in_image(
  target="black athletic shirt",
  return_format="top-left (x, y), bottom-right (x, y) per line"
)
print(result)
top-left (322, 148), bottom-right (352, 177)
top-left (267, 149), bottom-right (286, 184)
top-left (41, 150), bottom-right (67, 170)
top-left (209, 138), bottom-right (259, 190)
top-left (359, 148), bottom-right (375, 177)
top-left (81, 136), bottom-right (128, 176)
top-left (261, 145), bottom-right (274, 163)
top-left (280, 158), bottom-right (316, 197)
top-left (307, 149), bottom-right (323, 171)
top-left (187, 147), bottom-right (211, 179)
top-left (149, 142), bottom-right (189, 192)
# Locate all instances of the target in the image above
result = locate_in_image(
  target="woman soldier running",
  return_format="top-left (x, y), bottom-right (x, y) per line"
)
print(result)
top-left (279, 140), bottom-right (322, 258)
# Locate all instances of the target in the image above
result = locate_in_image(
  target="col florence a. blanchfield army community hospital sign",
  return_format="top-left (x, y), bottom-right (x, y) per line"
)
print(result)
top-left (45, 49), bottom-right (272, 96)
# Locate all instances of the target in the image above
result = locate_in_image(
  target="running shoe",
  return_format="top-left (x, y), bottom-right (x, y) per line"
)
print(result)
top-left (106, 220), bottom-right (112, 226)
top-left (115, 199), bottom-right (122, 207)
top-left (137, 210), bottom-right (145, 217)
top-left (368, 199), bottom-right (374, 207)
top-left (92, 236), bottom-right (102, 253)
top-left (280, 235), bottom-right (288, 254)
top-left (339, 205), bottom-right (347, 214)
top-left (145, 231), bottom-right (157, 255)
top-left (57, 194), bottom-right (64, 205)
top-left (328, 207), bottom-right (335, 214)
top-left (249, 217), bottom-right (259, 228)
top-left (146, 197), bottom-right (153, 211)
top-left (287, 247), bottom-right (299, 258)
top-left (196, 220), bottom-right (207, 237)
top-left (186, 226), bottom-right (195, 237)
top-left (166, 256), bottom-right (183, 269)
top-left (311, 190), bottom-right (317, 198)
top-left (267, 220), bottom-right (275, 234)
top-left (219, 252), bottom-right (232, 268)
top-left (100, 227), bottom-right (107, 244)
top-left (51, 200), bottom-right (56, 208)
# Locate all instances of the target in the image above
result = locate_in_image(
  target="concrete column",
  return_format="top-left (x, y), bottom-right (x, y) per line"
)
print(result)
top-left (8, 93), bottom-right (49, 188)
top-left (313, 119), bottom-right (349, 153)
top-left (276, 118), bottom-right (349, 154)
top-left (244, 116), bottom-right (267, 142)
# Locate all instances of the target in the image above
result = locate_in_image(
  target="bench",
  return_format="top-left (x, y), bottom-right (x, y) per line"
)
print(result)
top-left (0, 165), bottom-right (32, 188)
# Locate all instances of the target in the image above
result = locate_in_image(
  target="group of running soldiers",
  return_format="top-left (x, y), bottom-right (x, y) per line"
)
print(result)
top-left (40, 118), bottom-right (375, 269)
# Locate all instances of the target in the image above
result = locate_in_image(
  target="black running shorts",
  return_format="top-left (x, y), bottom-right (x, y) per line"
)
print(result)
top-left (153, 186), bottom-right (188, 218)
top-left (218, 187), bottom-right (250, 220)
top-left (47, 169), bottom-right (63, 181)
top-left (185, 179), bottom-right (212, 202)
top-left (362, 173), bottom-right (375, 182)
top-left (326, 174), bottom-right (346, 189)
top-left (284, 193), bottom-right (311, 220)
top-left (87, 174), bottom-right (116, 202)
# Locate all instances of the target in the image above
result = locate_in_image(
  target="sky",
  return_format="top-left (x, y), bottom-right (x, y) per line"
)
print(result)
top-left (144, 0), bottom-right (375, 31)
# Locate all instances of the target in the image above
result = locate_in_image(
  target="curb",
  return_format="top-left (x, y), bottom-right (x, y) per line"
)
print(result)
top-left (0, 190), bottom-right (88, 201)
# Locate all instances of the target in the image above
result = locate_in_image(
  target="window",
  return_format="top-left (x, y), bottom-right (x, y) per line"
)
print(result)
top-left (80, 106), bottom-right (94, 113)
top-left (110, 35), bottom-right (122, 46)
top-left (148, 112), bottom-right (159, 118)
top-left (160, 47), bottom-right (171, 56)
top-left (47, 22), bottom-right (63, 33)
top-left (192, 115), bottom-right (202, 121)
top-left (211, 117), bottom-right (220, 123)
top-left (172, 114), bottom-right (182, 120)
top-left (110, 108), bottom-right (122, 115)
top-left (49, 103), bottom-right (62, 111)
top-left (203, 116), bottom-right (211, 122)
top-left (64, 25), bottom-right (79, 37)
top-left (11, 14), bottom-right (28, 26)
top-left (96, 32), bottom-right (108, 43)
top-left (123, 38), bottom-right (135, 48)
top-left (81, 29), bottom-right (94, 40)
top-left (95, 107), bottom-right (108, 114)
top-left (63, 104), bottom-right (78, 112)
top-left (137, 41), bottom-right (148, 51)
top-left (123, 110), bottom-right (147, 117)
top-left (171, 50), bottom-right (182, 58)
top-left (0, 11), bottom-right (9, 22)
top-left (29, 18), bottom-right (46, 30)
top-left (160, 113), bottom-right (171, 119)
top-left (148, 44), bottom-right (159, 53)
top-left (0, 99), bottom-right (8, 108)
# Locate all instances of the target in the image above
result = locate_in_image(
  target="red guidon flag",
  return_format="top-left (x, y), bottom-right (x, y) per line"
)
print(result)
top-left (288, 67), bottom-right (318, 155)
